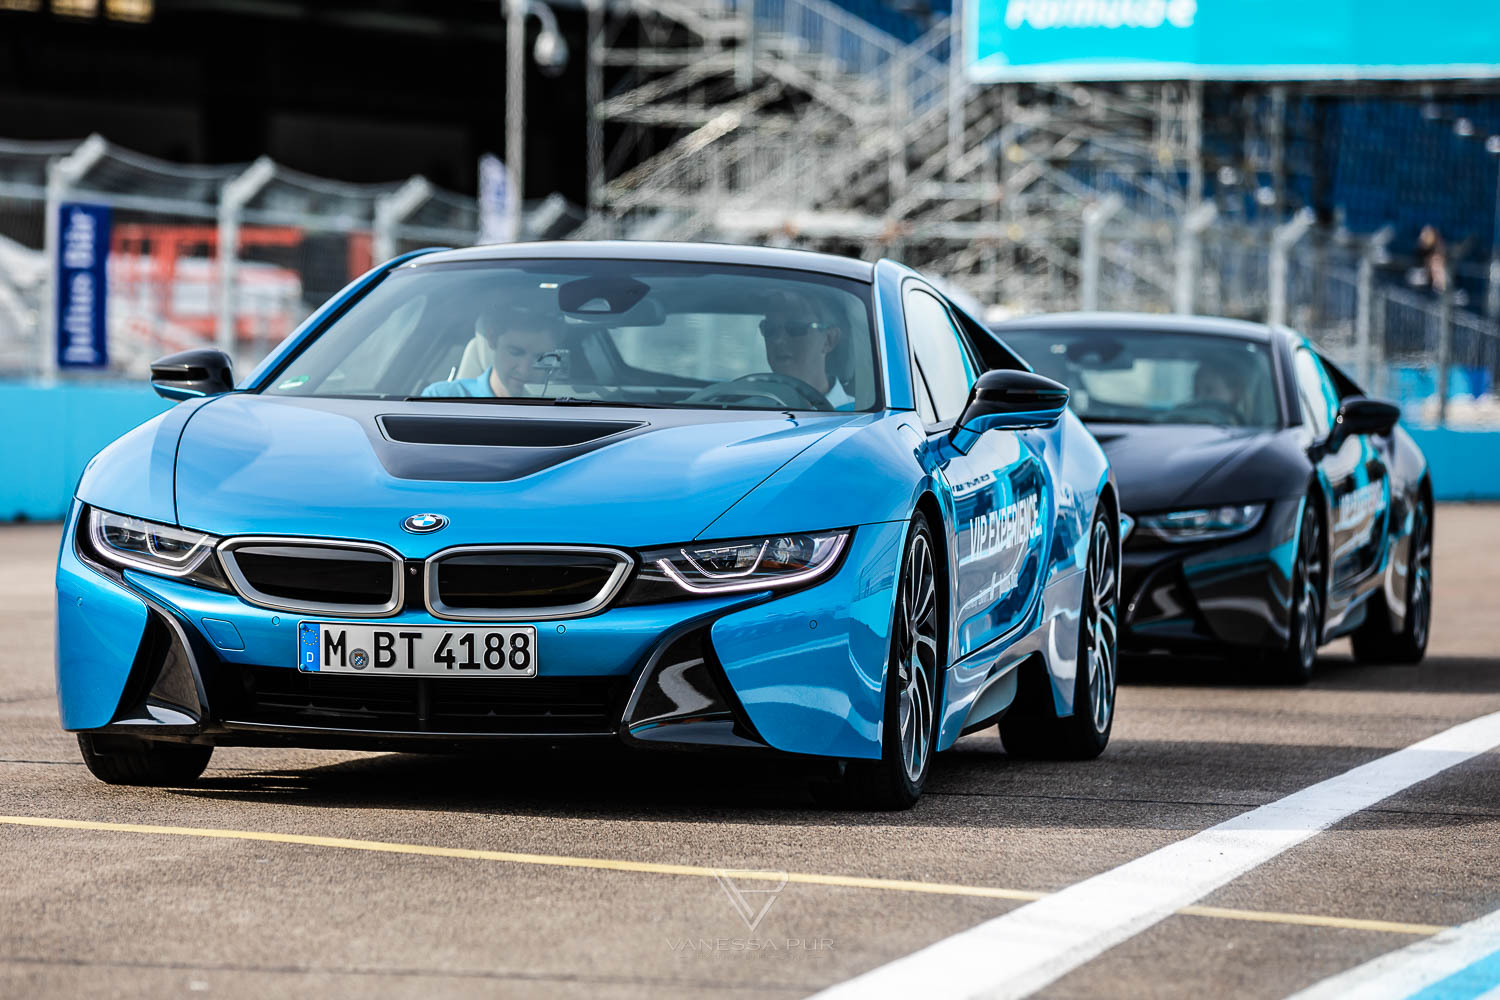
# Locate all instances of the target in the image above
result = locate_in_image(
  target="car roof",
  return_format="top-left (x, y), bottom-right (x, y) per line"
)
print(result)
top-left (409, 241), bottom-right (876, 282)
top-left (990, 311), bottom-right (1279, 343)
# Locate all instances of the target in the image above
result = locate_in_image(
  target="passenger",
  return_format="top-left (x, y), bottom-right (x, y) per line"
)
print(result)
top-left (422, 307), bottom-right (562, 398)
top-left (758, 290), bottom-right (854, 409)
top-left (1193, 355), bottom-right (1249, 423)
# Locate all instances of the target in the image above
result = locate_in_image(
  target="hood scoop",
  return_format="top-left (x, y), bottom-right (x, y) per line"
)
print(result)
top-left (378, 414), bottom-right (645, 448)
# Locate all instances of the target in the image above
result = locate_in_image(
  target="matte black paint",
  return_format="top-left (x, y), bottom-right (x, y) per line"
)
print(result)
top-left (992, 313), bottom-right (1431, 659)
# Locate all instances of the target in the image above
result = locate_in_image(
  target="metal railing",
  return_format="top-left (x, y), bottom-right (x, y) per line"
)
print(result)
top-left (0, 135), bottom-right (479, 379)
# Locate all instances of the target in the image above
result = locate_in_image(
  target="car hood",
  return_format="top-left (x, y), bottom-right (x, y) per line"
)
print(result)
top-left (1086, 422), bottom-right (1286, 512)
top-left (170, 395), bottom-right (857, 549)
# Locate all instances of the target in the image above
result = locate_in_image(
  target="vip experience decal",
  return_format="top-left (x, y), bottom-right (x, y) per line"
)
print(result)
top-left (957, 488), bottom-right (1046, 618)
top-left (964, 490), bottom-right (1045, 566)
top-left (1334, 478), bottom-right (1387, 550)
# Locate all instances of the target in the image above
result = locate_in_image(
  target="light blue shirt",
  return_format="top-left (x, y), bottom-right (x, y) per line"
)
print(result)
top-left (421, 367), bottom-right (499, 398)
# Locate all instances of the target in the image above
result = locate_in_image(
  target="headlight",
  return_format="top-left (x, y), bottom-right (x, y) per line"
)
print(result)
top-left (84, 507), bottom-right (226, 586)
top-left (1137, 503), bottom-right (1265, 543)
top-left (622, 530), bottom-right (851, 603)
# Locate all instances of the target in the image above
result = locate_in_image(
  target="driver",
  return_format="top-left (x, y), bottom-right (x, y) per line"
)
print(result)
top-left (422, 306), bottom-right (562, 398)
top-left (1192, 354), bottom-right (1248, 423)
top-left (758, 289), bottom-right (854, 409)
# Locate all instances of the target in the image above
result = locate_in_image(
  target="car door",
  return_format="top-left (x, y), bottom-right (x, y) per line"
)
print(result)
top-left (1291, 345), bottom-right (1390, 592)
top-left (904, 284), bottom-right (1051, 659)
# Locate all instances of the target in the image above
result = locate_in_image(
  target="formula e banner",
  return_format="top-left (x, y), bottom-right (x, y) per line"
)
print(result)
top-left (55, 201), bottom-right (111, 369)
top-left (965, 0), bottom-right (1500, 82)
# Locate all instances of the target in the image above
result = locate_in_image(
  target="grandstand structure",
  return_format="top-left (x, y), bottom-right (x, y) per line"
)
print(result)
top-left (581, 0), bottom-right (1500, 414)
top-left (581, 0), bottom-right (1205, 314)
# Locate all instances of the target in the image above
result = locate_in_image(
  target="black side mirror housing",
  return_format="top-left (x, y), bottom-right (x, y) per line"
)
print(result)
top-left (950, 369), bottom-right (1070, 453)
top-left (1332, 396), bottom-right (1400, 444)
top-left (150, 349), bottom-right (235, 401)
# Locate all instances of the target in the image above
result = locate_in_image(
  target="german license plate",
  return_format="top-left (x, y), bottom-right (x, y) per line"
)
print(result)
top-left (298, 622), bottom-right (537, 677)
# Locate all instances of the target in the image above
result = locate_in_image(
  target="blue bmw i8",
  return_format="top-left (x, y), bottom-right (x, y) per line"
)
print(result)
top-left (57, 242), bottom-right (1118, 808)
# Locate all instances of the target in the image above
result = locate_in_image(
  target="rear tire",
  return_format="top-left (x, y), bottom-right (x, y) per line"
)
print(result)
top-left (1266, 500), bottom-right (1325, 684)
top-left (1351, 495), bottom-right (1432, 665)
top-left (999, 511), bottom-right (1118, 761)
top-left (842, 513), bottom-right (941, 810)
top-left (78, 733), bottom-right (213, 786)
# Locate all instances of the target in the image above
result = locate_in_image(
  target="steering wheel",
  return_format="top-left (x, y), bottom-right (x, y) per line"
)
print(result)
top-left (683, 373), bottom-right (834, 411)
top-left (1165, 399), bottom-right (1244, 426)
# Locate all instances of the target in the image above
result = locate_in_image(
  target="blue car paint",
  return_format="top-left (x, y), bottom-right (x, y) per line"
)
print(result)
top-left (75, 395), bottom-right (218, 526)
top-left (154, 397), bottom-right (856, 547)
top-left (55, 502), bottom-right (149, 730)
top-left (57, 242), bottom-right (1117, 763)
top-left (712, 520), bottom-right (906, 759)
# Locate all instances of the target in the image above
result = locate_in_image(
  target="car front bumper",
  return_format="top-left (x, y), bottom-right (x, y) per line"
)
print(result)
top-left (56, 502), bottom-right (905, 761)
top-left (1118, 496), bottom-right (1303, 655)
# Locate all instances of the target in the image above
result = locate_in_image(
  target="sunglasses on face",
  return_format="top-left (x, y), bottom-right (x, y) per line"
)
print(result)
top-left (759, 319), bottom-right (833, 340)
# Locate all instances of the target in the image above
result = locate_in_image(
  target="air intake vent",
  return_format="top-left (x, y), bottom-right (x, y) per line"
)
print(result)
top-left (229, 666), bottom-right (627, 735)
top-left (379, 414), bottom-right (643, 448)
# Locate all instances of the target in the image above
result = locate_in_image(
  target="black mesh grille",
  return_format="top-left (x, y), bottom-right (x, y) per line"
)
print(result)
top-left (227, 666), bottom-right (627, 734)
top-left (228, 545), bottom-right (396, 607)
top-left (433, 551), bottom-right (625, 612)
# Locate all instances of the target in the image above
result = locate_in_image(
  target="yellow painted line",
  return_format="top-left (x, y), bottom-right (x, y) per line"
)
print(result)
top-left (1178, 904), bottom-right (1448, 937)
top-left (0, 815), bottom-right (1443, 936)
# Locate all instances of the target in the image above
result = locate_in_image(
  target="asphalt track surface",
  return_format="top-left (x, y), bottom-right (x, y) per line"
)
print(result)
top-left (2, 505), bottom-right (1498, 999)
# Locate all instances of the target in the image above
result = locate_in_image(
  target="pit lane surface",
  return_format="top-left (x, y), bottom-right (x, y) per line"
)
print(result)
top-left (3, 505), bottom-right (1498, 999)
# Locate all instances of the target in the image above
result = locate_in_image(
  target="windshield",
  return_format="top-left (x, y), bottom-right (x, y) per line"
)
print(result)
top-left (999, 329), bottom-right (1282, 429)
top-left (263, 259), bottom-right (879, 412)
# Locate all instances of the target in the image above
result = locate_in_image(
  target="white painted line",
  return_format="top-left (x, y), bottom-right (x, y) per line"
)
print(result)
top-left (1285, 907), bottom-right (1500, 1000)
top-left (811, 710), bottom-right (1500, 1000)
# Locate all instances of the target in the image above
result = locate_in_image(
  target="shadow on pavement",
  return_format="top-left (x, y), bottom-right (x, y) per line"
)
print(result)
top-left (163, 725), bottom-right (1500, 831)
top-left (1122, 653), bottom-right (1500, 692)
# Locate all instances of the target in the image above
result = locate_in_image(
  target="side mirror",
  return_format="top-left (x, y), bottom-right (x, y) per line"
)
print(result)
top-left (150, 349), bottom-right (235, 401)
top-left (1331, 396), bottom-right (1399, 444)
top-left (950, 369), bottom-right (1069, 453)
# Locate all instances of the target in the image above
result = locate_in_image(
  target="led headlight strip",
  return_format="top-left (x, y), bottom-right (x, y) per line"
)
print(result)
top-left (86, 507), bottom-right (219, 577)
top-left (647, 530), bottom-right (851, 595)
top-left (1136, 503), bottom-right (1265, 543)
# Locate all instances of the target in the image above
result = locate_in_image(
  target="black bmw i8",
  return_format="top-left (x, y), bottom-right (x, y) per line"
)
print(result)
top-left (992, 312), bottom-right (1432, 681)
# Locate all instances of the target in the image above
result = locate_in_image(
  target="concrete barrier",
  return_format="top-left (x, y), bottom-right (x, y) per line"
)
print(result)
top-left (1405, 427), bottom-right (1500, 502)
top-left (0, 383), bottom-right (1496, 522)
top-left (0, 382), bottom-right (171, 522)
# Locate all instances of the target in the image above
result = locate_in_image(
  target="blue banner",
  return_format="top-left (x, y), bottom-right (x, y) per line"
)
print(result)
top-left (56, 201), bottom-right (111, 370)
top-left (966, 0), bottom-right (1500, 82)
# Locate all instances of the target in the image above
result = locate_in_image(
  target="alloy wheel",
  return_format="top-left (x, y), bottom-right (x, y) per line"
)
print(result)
top-left (895, 531), bottom-right (939, 783)
top-left (1085, 518), bottom-right (1119, 733)
top-left (1409, 503), bottom-right (1433, 650)
top-left (1296, 511), bottom-right (1324, 671)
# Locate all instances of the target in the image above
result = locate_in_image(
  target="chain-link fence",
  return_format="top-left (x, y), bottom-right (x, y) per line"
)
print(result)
top-left (0, 135), bottom-right (479, 380)
top-left (1084, 212), bottom-right (1500, 428)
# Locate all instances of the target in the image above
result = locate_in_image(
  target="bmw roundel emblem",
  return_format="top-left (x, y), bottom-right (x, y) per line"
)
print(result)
top-left (403, 512), bottom-right (448, 534)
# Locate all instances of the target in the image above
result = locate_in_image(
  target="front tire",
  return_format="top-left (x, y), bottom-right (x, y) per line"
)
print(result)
top-left (999, 511), bottom-right (1118, 760)
top-left (843, 513), bottom-right (941, 810)
top-left (1266, 500), bottom-right (1325, 684)
top-left (1351, 495), bottom-right (1432, 665)
top-left (78, 733), bottom-right (213, 786)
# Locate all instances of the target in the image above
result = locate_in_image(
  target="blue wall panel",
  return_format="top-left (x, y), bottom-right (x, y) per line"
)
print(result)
top-left (1406, 427), bottom-right (1500, 502)
top-left (0, 385), bottom-right (1498, 521)
top-left (0, 382), bottom-right (171, 522)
